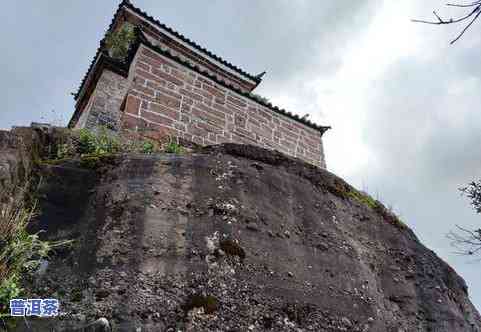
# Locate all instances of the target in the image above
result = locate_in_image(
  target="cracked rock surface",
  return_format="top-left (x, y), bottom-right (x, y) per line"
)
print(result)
top-left (11, 143), bottom-right (481, 331)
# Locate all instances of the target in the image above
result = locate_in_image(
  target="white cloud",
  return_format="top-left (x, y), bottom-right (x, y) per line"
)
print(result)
top-left (265, 0), bottom-right (481, 309)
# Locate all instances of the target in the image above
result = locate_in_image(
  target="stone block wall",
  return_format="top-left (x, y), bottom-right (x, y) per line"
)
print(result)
top-left (120, 45), bottom-right (326, 168)
top-left (75, 70), bottom-right (129, 132)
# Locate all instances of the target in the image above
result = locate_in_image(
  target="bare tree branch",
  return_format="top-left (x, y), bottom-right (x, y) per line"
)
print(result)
top-left (412, 4), bottom-right (481, 257)
top-left (447, 225), bottom-right (481, 256)
top-left (446, 2), bottom-right (481, 8)
top-left (412, 1), bottom-right (481, 43)
top-left (447, 180), bottom-right (481, 257)
top-left (451, 8), bottom-right (481, 43)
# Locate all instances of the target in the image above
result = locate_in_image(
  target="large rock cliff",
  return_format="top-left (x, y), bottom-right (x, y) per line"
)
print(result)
top-left (1, 127), bottom-right (480, 331)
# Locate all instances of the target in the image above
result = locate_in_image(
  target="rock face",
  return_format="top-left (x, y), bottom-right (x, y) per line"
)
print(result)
top-left (3, 130), bottom-right (480, 331)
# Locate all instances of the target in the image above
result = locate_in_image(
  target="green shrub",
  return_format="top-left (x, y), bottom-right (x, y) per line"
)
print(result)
top-left (77, 128), bottom-right (95, 154)
top-left (141, 141), bottom-right (155, 154)
top-left (0, 182), bottom-right (72, 316)
top-left (346, 188), bottom-right (407, 230)
top-left (52, 129), bottom-right (183, 165)
top-left (348, 190), bottom-right (377, 209)
top-left (165, 141), bottom-right (183, 154)
top-left (56, 143), bottom-right (75, 159)
top-left (0, 276), bottom-right (21, 316)
top-left (75, 128), bottom-right (163, 157)
top-left (77, 128), bottom-right (120, 155)
top-left (105, 24), bottom-right (136, 60)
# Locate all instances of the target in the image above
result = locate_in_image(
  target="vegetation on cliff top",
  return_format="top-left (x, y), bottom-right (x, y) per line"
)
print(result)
top-left (50, 127), bottom-right (184, 169)
top-left (0, 152), bottom-right (71, 317)
top-left (328, 178), bottom-right (407, 230)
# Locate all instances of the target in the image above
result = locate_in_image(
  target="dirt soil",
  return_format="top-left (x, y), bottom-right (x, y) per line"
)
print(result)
top-left (4, 140), bottom-right (481, 331)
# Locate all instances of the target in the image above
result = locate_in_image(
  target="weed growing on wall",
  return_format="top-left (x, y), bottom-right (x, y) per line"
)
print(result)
top-left (105, 23), bottom-right (136, 60)
top-left (77, 128), bottom-right (121, 155)
top-left (53, 128), bottom-right (179, 166)
top-left (165, 141), bottom-right (184, 154)
top-left (0, 181), bottom-right (71, 316)
top-left (55, 127), bottom-right (122, 160)
top-left (141, 140), bottom-right (155, 154)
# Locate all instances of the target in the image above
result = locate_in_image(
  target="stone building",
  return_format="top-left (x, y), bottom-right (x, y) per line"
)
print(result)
top-left (68, 0), bottom-right (330, 168)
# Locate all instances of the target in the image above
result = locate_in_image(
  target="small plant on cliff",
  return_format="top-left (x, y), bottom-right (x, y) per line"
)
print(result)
top-left (164, 137), bottom-right (184, 154)
top-left (77, 128), bottom-right (98, 155)
top-left (56, 142), bottom-right (76, 160)
top-left (345, 188), bottom-right (407, 230)
top-left (348, 189), bottom-right (378, 210)
top-left (141, 140), bottom-right (155, 154)
top-left (105, 24), bottom-right (136, 60)
top-left (78, 128), bottom-right (121, 155)
top-left (50, 128), bottom-right (173, 168)
top-left (165, 140), bottom-right (184, 154)
top-left (56, 128), bottom-right (162, 159)
top-left (0, 181), bottom-right (70, 316)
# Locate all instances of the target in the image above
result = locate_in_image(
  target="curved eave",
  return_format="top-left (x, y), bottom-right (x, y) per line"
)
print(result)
top-left (74, 1), bottom-right (261, 102)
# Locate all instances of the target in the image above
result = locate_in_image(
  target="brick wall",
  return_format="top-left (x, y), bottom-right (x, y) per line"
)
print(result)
top-left (121, 45), bottom-right (326, 168)
top-left (121, 14), bottom-right (255, 93)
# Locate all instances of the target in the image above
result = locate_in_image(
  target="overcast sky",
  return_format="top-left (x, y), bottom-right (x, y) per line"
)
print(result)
top-left (1, 0), bottom-right (480, 310)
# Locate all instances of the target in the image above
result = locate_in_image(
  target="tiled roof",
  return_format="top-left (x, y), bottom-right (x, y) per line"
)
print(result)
top-left (74, 1), bottom-right (127, 101)
top-left (75, 0), bottom-right (261, 101)
top-left (122, 0), bottom-right (261, 84)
